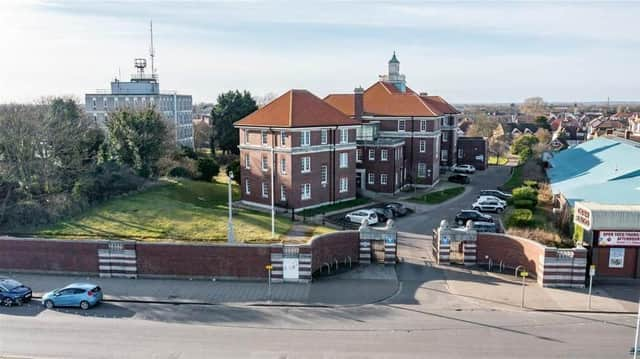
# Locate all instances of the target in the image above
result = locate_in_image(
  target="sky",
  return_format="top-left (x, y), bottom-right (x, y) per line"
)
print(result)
top-left (1, 1), bottom-right (639, 104)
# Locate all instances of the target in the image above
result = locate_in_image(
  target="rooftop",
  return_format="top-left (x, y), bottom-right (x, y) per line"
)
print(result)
top-left (547, 136), bottom-right (640, 206)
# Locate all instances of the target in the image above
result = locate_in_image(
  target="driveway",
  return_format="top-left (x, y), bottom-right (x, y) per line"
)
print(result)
top-left (393, 166), bottom-right (512, 234)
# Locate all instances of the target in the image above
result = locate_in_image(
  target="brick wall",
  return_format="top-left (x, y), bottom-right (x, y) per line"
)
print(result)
top-left (0, 237), bottom-right (100, 274)
top-left (309, 231), bottom-right (359, 272)
top-left (136, 242), bottom-right (271, 279)
top-left (477, 233), bottom-right (545, 278)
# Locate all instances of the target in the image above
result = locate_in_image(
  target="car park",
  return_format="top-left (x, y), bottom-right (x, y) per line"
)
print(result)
top-left (448, 174), bottom-right (471, 184)
top-left (369, 207), bottom-right (394, 222)
top-left (455, 210), bottom-right (493, 225)
top-left (0, 278), bottom-right (32, 306)
top-left (384, 202), bottom-right (408, 217)
top-left (42, 283), bottom-right (103, 310)
top-left (479, 189), bottom-right (512, 200)
top-left (451, 164), bottom-right (476, 174)
top-left (345, 209), bottom-right (379, 225)
top-left (476, 195), bottom-right (507, 207)
top-left (472, 198), bottom-right (505, 213)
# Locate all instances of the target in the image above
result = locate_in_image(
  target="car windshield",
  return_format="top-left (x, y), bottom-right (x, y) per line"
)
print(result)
top-left (1, 279), bottom-right (22, 291)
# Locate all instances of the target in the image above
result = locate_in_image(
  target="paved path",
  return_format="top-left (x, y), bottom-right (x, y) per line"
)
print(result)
top-left (282, 223), bottom-right (314, 242)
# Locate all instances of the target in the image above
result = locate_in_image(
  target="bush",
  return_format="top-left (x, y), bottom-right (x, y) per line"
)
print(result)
top-left (513, 199), bottom-right (535, 209)
top-left (179, 145), bottom-right (199, 160)
top-left (197, 157), bottom-right (220, 182)
top-left (523, 180), bottom-right (538, 189)
top-left (506, 209), bottom-right (534, 227)
top-left (227, 160), bottom-right (241, 184)
top-left (168, 166), bottom-right (194, 178)
top-left (512, 186), bottom-right (538, 206)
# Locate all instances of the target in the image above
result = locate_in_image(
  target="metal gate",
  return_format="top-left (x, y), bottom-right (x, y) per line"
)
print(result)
top-left (371, 240), bottom-right (385, 263)
top-left (282, 245), bottom-right (300, 281)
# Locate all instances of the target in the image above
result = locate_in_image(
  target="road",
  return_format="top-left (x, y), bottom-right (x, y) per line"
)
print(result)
top-left (1, 227), bottom-right (637, 358)
top-left (394, 166), bottom-right (512, 234)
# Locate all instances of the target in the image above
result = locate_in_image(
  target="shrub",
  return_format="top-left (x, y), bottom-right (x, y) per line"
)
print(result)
top-left (197, 157), bottom-right (220, 182)
top-left (523, 180), bottom-right (538, 189)
top-left (512, 186), bottom-right (538, 206)
top-left (513, 199), bottom-right (535, 209)
top-left (168, 166), bottom-right (194, 178)
top-left (227, 160), bottom-right (241, 184)
top-left (179, 145), bottom-right (199, 160)
top-left (506, 209), bottom-right (534, 227)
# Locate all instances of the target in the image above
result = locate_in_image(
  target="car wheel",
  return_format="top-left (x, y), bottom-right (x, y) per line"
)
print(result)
top-left (80, 300), bottom-right (90, 310)
top-left (496, 208), bottom-right (504, 213)
top-left (15, 298), bottom-right (23, 306)
top-left (44, 300), bottom-right (54, 309)
top-left (457, 220), bottom-right (464, 225)
top-left (2, 297), bottom-right (13, 307)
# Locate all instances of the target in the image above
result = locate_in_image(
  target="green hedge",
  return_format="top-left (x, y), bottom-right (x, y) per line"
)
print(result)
top-left (513, 199), bottom-right (535, 209)
top-left (512, 186), bottom-right (538, 206)
top-left (523, 180), bottom-right (538, 189)
top-left (506, 209), bottom-right (534, 227)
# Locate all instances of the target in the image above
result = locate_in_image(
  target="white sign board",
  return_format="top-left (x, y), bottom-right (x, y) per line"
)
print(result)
top-left (598, 231), bottom-right (640, 246)
top-left (609, 248), bottom-right (625, 268)
top-left (589, 265), bottom-right (596, 276)
top-left (282, 258), bottom-right (299, 280)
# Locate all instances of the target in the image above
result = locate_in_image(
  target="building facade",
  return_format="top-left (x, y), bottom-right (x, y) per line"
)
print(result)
top-left (456, 137), bottom-right (488, 170)
top-left (234, 90), bottom-right (360, 211)
top-left (325, 53), bottom-right (460, 192)
top-left (85, 58), bottom-right (194, 148)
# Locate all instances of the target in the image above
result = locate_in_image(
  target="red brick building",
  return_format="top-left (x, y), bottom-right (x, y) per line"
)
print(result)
top-left (234, 90), bottom-right (360, 211)
top-left (325, 53), bottom-right (460, 191)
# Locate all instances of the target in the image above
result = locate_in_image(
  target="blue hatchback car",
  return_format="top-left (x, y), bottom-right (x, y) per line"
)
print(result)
top-left (0, 278), bottom-right (32, 306)
top-left (42, 283), bottom-right (103, 310)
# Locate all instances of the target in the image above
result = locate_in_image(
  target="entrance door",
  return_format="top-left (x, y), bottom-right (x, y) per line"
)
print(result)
top-left (371, 240), bottom-right (385, 263)
top-left (449, 240), bottom-right (464, 265)
top-left (356, 173), bottom-right (362, 190)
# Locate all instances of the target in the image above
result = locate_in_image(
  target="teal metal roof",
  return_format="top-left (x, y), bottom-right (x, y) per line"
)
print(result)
top-left (547, 137), bottom-right (640, 206)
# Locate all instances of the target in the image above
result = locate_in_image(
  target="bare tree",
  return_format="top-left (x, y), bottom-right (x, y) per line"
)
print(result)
top-left (520, 97), bottom-right (546, 116)
top-left (467, 114), bottom-right (498, 138)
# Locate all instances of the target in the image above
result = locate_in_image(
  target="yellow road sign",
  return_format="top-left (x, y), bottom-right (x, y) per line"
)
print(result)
top-left (520, 271), bottom-right (528, 277)
top-left (265, 265), bottom-right (272, 270)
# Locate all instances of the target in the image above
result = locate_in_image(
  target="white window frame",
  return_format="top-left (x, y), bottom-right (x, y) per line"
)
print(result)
top-left (280, 184), bottom-right (286, 201)
top-left (321, 129), bottom-right (328, 145)
top-left (368, 149), bottom-right (375, 161)
top-left (419, 140), bottom-right (426, 153)
top-left (301, 157), bottom-right (311, 173)
top-left (398, 119), bottom-right (406, 132)
top-left (356, 149), bottom-right (362, 163)
top-left (381, 149), bottom-right (388, 161)
top-left (103, 97), bottom-right (108, 110)
top-left (418, 163), bottom-right (426, 178)
top-left (280, 158), bottom-right (286, 175)
top-left (339, 153), bottom-right (348, 168)
top-left (427, 169), bottom-right (432, 178)
top-left (442, 131), bottom-right (448, 142)
top-left (380, 174), bottom-right (388, 185)
top-left (244, 130), bottom-right (249, 144)
top-left (320, 165), bottom-right (328, 184)
top-left (301, 183), bottom-right (311, 200)
top-left (420, 120), bottom-right (427, 132)
top-left (435, 137), bottom-right (440, 160)
top-left (280, 130), bottom-right (287, 146)
top-left (261, 130), bottom-right (268, 146)
top-left (301, 130), bottom-right (311, 146)
top-left (92, 97), bottom-right (96, 110)
top-left (458, 148), bottom-right (463, 159)
top-left (340, 128), bottom-right (348, 144)
top-left (245, 180), bottom-right (251, 194)
top-left (339, 177), bottom-right (348, 193)
top-left (261, 155), bottom-right (268, 171)
top-left (244, 153), bottom-right (251, 169)
top-left (262, 182), bottom-right (269, 198)
top-left (441, 150), bottom-right (448, 161)
top-left (368, 173), bottom-right (375, 184)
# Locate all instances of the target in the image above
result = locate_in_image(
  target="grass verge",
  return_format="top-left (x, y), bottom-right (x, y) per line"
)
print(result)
top-left (22, 178), bottom-right (292, 243)
top-left (501, 166), bottom-right (524, 192)
top-left (488, 156), bottom-right (509, 165)
top-left (410, 186), bottom-right (465, 204)
top-left (300, 198), bottom-right (371, 217)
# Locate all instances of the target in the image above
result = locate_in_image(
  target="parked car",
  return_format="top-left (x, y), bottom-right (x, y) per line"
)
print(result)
top-left (345, 209), bottom-right (379, 225)
top-left (472, 198), bottom-right (506, 213)
top-left (42, 283), bottom-right (103, 310)
top-left (469, 221), bottom-right (498, 233)
top-left (0, 278), bottom-right (32, 306)
top-left (384, 202), bottom-right (409, 217)
top-left (477, 195), bottom-right (507, 207)
top-left (369, 207), bottom-right (394, 222)
top-left (448, 174), bottom-right (471, 184)
top-left (455, 210), bottom-right (493, 225)
top-left (451, 164), bottom-right (476, 174)
top-left (479, 189), bottom-right (512, 200)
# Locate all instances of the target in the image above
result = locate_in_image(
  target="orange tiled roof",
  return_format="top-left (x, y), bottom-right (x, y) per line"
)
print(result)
top-left (325, 81), bottom-right (459, 117)
top-left (234, 89), bottom-right (360, 128)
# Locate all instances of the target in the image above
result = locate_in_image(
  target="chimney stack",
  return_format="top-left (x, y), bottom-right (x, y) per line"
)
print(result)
top-left (354, 86), bottom-right (364, 120)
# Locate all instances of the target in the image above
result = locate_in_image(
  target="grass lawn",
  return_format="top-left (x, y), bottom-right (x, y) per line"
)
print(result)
top-left (501, 166), bottom-right (524, 192)
top-left (488, 156), bottom-right (509, 165)
top-left (28, 178), bottom-right (292, 243)
top-left (410, 186), bottom-right (465, 204)
top-left (300, 198), bottom-right (372, 217)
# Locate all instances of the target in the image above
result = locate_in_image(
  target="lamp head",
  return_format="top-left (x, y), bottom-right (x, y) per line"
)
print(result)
top-left (228, 171), bottom-right (234, 180)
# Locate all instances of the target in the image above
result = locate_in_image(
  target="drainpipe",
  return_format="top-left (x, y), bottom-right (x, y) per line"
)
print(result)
top-left (269, 127), bottom-right (275, 238)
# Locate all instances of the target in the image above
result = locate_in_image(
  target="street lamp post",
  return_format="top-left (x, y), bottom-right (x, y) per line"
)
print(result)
top-left (227, 171), bottom-right (235, 243)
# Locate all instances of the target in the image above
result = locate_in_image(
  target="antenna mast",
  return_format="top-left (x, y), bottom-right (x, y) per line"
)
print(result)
top-left (150, 20), bottom-right (155, 75)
